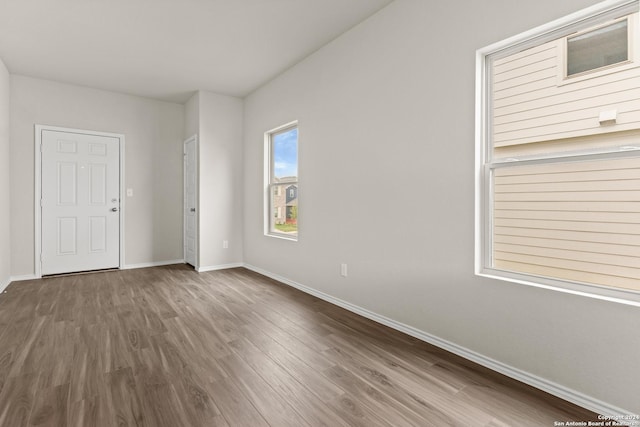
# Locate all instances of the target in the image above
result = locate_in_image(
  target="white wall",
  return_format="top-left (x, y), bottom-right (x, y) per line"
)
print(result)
top-left (243, 0), bottom-right (640, 415)
top-left (10, 75), bottom-right (185, 275)
top-left (184, 92), bottom-right (199, 140)
top-left (197, 91), bottom-right (244, 270)
top-left (0, 58), bottom-right (10, 290)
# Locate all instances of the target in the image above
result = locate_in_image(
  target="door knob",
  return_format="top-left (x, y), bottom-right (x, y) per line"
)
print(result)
top-left (190, 208), bottom-right (196, 212)
top-left (111, 207), bottom-right (118, 212)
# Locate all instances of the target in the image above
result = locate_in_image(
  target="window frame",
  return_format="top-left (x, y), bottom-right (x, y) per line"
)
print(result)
top-left (264, 121), bottom-right (299, 241)
top-left (475, 0), bottom-right (640, 307)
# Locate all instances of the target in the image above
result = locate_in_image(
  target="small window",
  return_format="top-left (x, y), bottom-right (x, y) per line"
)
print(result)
top-left (567, 18), bottom-right (629, 76)
top-left (265, 122), bottom-right (298, 239)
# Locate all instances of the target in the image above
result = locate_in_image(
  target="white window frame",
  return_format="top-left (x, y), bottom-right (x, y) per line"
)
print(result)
top-left (475, 0), bottom-right (640, 307)
top-left (264, 121), bottom-right (298, 241)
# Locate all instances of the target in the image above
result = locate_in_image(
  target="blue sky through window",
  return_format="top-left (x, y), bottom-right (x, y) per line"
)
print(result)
top-left (273, 127), bottom-right (298, 179)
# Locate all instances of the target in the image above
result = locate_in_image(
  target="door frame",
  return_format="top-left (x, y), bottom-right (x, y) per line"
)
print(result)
top-left (34, 125), bottom-right (126, 278)
top-left (183, 134), bottom-right (199, 269)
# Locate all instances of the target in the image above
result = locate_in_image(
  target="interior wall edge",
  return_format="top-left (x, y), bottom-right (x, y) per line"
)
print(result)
top-left (0, 58), bottom-right (10, 296)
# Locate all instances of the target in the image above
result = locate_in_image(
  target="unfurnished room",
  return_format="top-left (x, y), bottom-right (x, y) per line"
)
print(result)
top-left (0, 0), bottom-right (638, 426)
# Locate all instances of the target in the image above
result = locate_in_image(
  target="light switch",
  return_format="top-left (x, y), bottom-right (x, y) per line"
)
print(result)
top-left (126, 188), bottom-right (133, 197)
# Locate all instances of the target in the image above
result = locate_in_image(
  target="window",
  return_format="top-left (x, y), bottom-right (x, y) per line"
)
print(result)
top-left (476, 1), bottom-right (640, 305)
top-left (566, 18), bottom-right (629, 77)
top-left (265, 122), bottom-right (298, 239)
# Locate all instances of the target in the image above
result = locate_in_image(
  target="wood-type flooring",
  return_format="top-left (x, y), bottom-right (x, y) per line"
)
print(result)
top-left (0, 264), bottom-right (599, 426)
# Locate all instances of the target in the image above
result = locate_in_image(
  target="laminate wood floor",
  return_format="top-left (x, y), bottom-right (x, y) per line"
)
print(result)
top-left (0, 265), bottom-right (598, 426)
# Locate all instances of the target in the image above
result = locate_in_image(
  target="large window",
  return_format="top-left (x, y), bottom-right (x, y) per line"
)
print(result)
top-left (476, 1), bottom-right (640, 305)
top-left (265, 122), bottom-right (298, 240)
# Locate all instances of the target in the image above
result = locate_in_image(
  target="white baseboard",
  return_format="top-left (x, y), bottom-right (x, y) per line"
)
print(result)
top-left (9, 260), bottom-right (185, 278)
top-left (242, 263), bottom-right (636, 421)
top-left (9, 274), bottom-right (38, 282)
top-left (121, 259), bottom-right (185, 270)
top-left (2, 274), bottom-right (39, 296)
top-left (0, 277), bottom-right (11, 293)
top-left (198, 262), bottom-right (244, 273)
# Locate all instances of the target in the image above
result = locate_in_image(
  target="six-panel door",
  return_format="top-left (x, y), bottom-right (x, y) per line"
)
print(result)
top-left (41, 130), bottom-right (120, 275)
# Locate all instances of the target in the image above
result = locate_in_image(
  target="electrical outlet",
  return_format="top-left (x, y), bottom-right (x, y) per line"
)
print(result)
top-left (223, 240), bottom-right (229, 249)
top-left (340, 263), bottom-right (348, 277)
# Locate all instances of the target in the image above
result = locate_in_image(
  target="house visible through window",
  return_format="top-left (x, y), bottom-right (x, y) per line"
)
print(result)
top-left (476, 1), bottom-right (640, 304)
top-left (265, 122), bottom-right (298, 239)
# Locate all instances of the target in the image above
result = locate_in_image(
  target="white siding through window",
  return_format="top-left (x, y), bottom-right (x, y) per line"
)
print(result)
top-left (493, 156), bottom-right (640, 291)
top-left (492, 14), bottom-right (640, 150)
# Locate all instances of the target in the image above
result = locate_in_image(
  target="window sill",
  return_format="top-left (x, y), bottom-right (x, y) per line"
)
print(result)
top-left (265, 232), bottom-right (298, 242)
top-left (557, 59), bottom-right (639, 87)
top-left (477, 268), bottom-right (640, 307)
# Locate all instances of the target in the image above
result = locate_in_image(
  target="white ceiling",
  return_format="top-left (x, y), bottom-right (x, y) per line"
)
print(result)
top-left (0, 0), bottom-right (394, 103)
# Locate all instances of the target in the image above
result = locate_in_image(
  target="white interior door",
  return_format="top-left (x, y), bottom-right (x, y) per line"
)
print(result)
top-left (184, 136), bottom-right (198, 268)
top-left (41, 130), bottom-right (120, 275)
